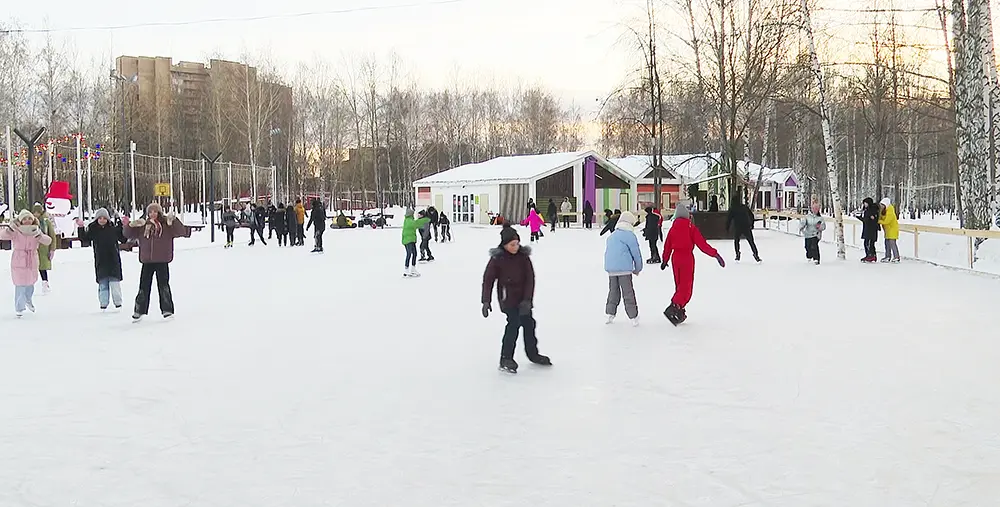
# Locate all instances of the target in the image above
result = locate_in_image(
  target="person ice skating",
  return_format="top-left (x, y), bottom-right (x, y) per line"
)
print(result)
top-left (32, 203), bottom-right (58, 293)
top-left (76, 208), bottom-right (128, 311)
top-left (306, 198), bottom-right (326, 253)
top-left (401, 207), bottom-right (430, 277)
top-left (0, 210), bottom-right (52, 316)
top-left (266, 201), bottom-right (278, 239)
top-left (605, 211), bottom-right (643, 326)
top-left (222, 205), bottom-right (238, 248)
top-left (600, 209), bottom-right (621, 236)
top-left (726, 195), bottom-right (761, 262)
top-left (427, 205), bottom-right (440, 241)
top-left (122, 203), bottom-right (187, 321)
top-left (526, 198), bottom-right (536, 212)
top-left (642, 206), bottom-right (663, 264)
top-left (660, 203), bottom-right (725, 325)
top-left (547, 199), bottom-right (558, 232)
top-left (879, 197), bottom-right (900, 263)
top-left (285, 203), bottom-right (298, 246)
top-left (521, 208), bottom-right (545, 242)
top-left (856, 197), bottom-right (880, 262)
top-left (439, 213), bottom-right (452, 242)
top-left (294, 199), bottom-right (306, 246)
top-left (417, 210), bottom-right (434, 261)
top-left (560, 197), bottom-right (572, 228)
top-left (583, 200), bottom-right (594, 229)
top-left (800, 202), bottom-right (826, 265)
top-left (274, 203), bottom-right (289, 246)
top-left (254, 204), bottom-right (269, 245)
top-left (481, 225), bottom-right (551, 373)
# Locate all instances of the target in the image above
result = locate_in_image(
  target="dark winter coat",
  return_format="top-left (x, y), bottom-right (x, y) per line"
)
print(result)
top-left (482, 245), bottom-right (535, 311)
top-left (274, 207), bottom-right (288, 234)
top-left (857, 202), bottom-right (880, 239)
top-left (285, 206), bottom-right (297, 233)
top-left (427, 206), bottom-right (440, 226)
top-left (439, 214), bottom-right (451, 226)
top-left (600, 212), bottom-right (621, 236)
top-left (222, 210), bottom-right (238, 230)
top-left (254, 206), bottom-right (268, 229)
top-left (123, 215), bottom-right (187, 264)
top-left (267, 205), bottom-right (278, 229)
top-left (546, 200), bottom-right (557, 220)
top-left (78, 221), bottom-right (127, 282)
top-left (527, 199), bottom-right (537, 211)
top-left (306, 201), bottom-right (326, 230)
top-left (643, 209), bottom-right (663, 241)
top-left (583, 201), bottom-right (594, 219)
top-left (726, 201), bottom-right (754, 233)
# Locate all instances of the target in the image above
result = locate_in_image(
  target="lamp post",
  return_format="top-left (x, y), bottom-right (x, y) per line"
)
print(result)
top-left (201, 151), bottom-right (222, 242)
top-left (13, 127), bottom-right (45, 207)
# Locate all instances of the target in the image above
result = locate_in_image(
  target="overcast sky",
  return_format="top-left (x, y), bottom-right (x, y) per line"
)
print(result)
top-left (4, 0), bottom-right (664, 116)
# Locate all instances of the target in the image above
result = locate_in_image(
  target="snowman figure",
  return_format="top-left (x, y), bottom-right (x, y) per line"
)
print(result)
top-left (44, 181), bottom-right (76, 237)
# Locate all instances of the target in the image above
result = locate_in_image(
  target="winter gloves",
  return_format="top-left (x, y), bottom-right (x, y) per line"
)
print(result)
top-left (660, 260), bottom-right (668, 270)
top-left (715, 253), bottom-right (726, 268)
top-left (481, 303), bottom-right (491, 318)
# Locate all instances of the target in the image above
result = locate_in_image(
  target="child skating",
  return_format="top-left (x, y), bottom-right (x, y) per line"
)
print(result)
top-left (800, 201), bottom-right (826, 264)
top-left (401, 207), bottom-right (430, 277)
top-left (521, 208), bottom-right (545, 242)
top-left (481, 225), bottom-right (551, 373)
top-left (75, 208), bottom-right (128, 311)
top-left (0, 210), bottom-right (53, 317)
top-left (660, 203), bottom-right (725, 325)
top-left (439, 213), bottom-right (452, 242)
top-left (604, 211), bottom-right (643, 326)
top-left (417, 210), bottom-right (434, 261)
top-left (123, 203), bottom-right (188, 321)
top-left (879, 197), bottom-right (900, 262)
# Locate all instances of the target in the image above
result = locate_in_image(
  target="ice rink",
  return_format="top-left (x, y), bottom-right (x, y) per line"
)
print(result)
top-left (1, 223), bottom-right (997, 506)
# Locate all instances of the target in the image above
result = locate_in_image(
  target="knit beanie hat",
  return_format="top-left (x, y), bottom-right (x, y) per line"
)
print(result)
top-left (674, 203), bottom-right (690, 220)
top-left (32, 202), bottom-right (44, 215)
top-left (405, 207), bottom-right (415, 218)
top-left (499, 225), bottom-right (520, 248)
top-left (879, 197), bottom-right (891, 207)
top-left (616, 211), bottom-right (636, 231)
top-left (94, 208), bottom-right (111, 221)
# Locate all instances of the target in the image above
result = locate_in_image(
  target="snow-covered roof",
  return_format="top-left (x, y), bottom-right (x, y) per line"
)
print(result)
top-left (414, 151), bottom-right (627, 186)
top-left (611, 153), bottom-right (720, 181)
top-left (741, 164), bottom-right (798, 187)
top-left (609, 156), bottom-right (681, 180)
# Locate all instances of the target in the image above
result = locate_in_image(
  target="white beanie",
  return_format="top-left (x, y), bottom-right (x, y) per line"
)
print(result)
top-left (616, 211), bottom-right (636, 231)
top-left (880, 197), bottom-right (891, 207)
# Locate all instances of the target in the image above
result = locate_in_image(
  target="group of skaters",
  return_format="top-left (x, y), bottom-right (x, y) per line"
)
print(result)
top-left (400, 205), bottom-right (452, 277)
top-left (221, 199), bottom-right (327, 252)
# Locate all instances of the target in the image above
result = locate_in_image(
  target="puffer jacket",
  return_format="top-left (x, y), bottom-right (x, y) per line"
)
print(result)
top-left (482, 245), bottom-right (535, 311)
top-left (879, 201), bottom-right (900, 240)
top-left (123, 214), bottom-right (187, 264)
top-left (800, 213), bottom-right (826, 239)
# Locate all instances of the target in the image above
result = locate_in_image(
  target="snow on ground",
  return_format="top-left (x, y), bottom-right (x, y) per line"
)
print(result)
top-left (1, 225), bottom-right (998, 506)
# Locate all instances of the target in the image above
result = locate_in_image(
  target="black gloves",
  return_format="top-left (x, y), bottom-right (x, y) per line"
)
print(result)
top-left (518, 300), bottom-right (532, 316)
top-left (481, 303), bottom-right (491, 318)
top-left (660, 261), bottom-right (668, 270)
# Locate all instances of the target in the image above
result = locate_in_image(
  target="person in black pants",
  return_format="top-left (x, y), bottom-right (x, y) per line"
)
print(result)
top-left (642, 206), bottom-right (663, 263)
top-left (583, 200), bottom-right (594, 229)
top-left (726, 196), bottom-right (760, 262)
top-left (121, 203), bottom-right (187, 321)
top-left (547, 199), bottom-right (558, 232)
top-left (285, 204), bottom-right (298, 247)
top-left (306, 198), bottom-right (327, 252)
top-left (250, 204), bottom-right (268, 245)
top-left (266, 201), bottom-right (277, 239)
top-left (439, 213), bottom-right (452, 242)
top-left (427, 205), bottom-right (440, 241)
top-left (856, 197), bottom-right (880, 262)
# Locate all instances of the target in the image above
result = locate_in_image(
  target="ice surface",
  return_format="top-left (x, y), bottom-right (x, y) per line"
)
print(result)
top-left (1, 225), bottom-right (998, 507)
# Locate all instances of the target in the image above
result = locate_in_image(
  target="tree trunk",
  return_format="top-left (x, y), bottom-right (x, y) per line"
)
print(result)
top-left (801, 0), bottom-right (846, 259)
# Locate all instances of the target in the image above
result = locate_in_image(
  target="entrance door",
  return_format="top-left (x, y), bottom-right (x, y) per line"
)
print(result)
top-left (434, 194), bottom-right (444, 213)
top-left (479, 194), bottom-right (490, 224)
top-left (619, 191), bottom-right (630, 212)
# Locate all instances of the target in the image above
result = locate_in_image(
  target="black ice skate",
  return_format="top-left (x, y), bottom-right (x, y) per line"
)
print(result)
top-left (528, 354), bottom-right (552, 366)
top-left (498, 357), bottom-right (518, 374)
top-left (664, 304), bottom-right (682, 326)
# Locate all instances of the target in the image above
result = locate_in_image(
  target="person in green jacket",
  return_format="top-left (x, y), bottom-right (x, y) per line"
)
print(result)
top-left (401, 207), bottom-right (430, 277)
top-left (33, 203), bottom-right (59, 293)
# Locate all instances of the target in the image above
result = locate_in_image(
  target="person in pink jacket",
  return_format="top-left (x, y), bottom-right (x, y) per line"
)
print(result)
top-left (520, 208), bottom-right (545, 242)
top-left (0, 210), bottom-right (53, 316)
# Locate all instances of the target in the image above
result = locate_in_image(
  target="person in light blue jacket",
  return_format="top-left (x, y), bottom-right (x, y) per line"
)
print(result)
top-left (799, 201), bottom-right (826, 264)
top-left (604, 211), bottom-right (644, 325)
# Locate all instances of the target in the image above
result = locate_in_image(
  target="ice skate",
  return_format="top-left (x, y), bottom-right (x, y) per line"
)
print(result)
top-left (162, 311), bottom-right (174, 320)
top-left (527, 354), bottom-right (551, 366)
top-left (676, 308), bottom-right (687, 324)
top-left (427, 255), bottom-right (435, 261)
top-left (498, 357), bottom-right (518, 374)
top-left (26, 301), bottom-right (35, 313)
top-left (735, 253), bottom-right (741, 262)
top-left (605, 314), bottom-right (615, 325)
top-left (890, 258), bottom-right (900, 263)
top-left (880, 257), bottom-right (891, 263)
top-left (664, 304), bottom-right (682, 326)
top-left (631, 317), bottom-right (640, 327)
top-left (15, 310), bottom-right (23, 318)
top-left (408, 267), bottom-right (421, 278)
top-left (131, 313), bottom-right (143, 323)
top-left (814, 259), bottom-right (820, 265)
top-left (754, 255), bottom-right (761, 263)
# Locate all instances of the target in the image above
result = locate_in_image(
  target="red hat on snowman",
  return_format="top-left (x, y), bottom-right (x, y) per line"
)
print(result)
top-left (46, 181), bottom-right (73, 201)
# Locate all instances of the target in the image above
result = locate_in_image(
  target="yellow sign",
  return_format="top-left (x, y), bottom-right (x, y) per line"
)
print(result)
top-left (154, 183), bottom-right (171, 197)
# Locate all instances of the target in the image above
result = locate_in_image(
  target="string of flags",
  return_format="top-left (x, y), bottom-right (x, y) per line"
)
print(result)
top-left (1, 133), bottom-right (104, 166)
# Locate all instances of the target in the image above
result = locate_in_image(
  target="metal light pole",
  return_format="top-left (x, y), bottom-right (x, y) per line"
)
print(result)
top-left (201, 151), bottom-right (222, 243)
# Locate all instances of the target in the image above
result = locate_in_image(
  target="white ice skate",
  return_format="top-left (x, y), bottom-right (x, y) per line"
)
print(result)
top-left (26, 301), bottom-right (35, 313)
top-left (631, 317), bottom-right (640, 327)
top-left (15, 311), bottom-right (23, 318)
top-left (41, 281), bottom-right (50, 294)
top-left (605, 315), bottom-right (615, 325)
top-left (408, 267), bottom-right (421, 278)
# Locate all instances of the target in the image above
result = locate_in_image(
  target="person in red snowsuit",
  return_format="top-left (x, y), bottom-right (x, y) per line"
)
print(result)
top-left (660, 203), bottom-right (725, 324)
